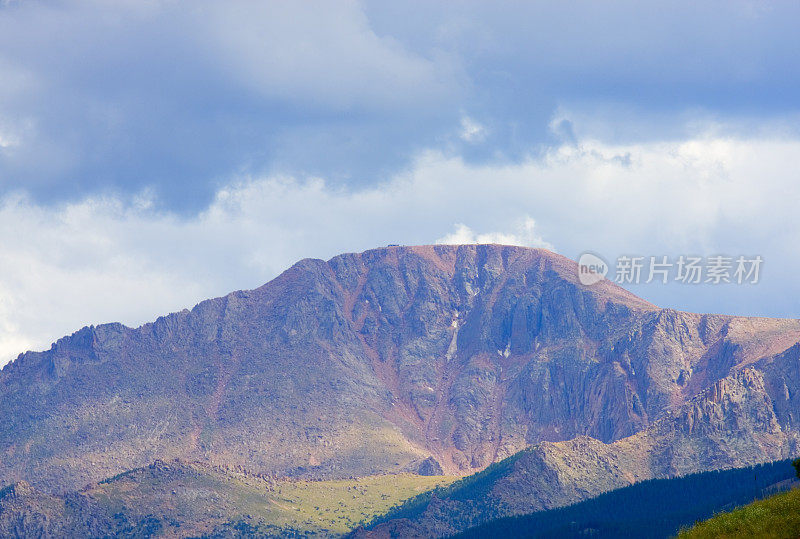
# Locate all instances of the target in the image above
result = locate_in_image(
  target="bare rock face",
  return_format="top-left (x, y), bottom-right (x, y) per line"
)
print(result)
top-left (362, 357), bottom-right (800, 538)
top-left (1, 245), bottom-right (799, 496)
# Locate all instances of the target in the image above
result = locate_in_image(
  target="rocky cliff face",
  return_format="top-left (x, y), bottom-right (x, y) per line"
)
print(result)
top-left (361, 353), bottom-right (800, 538)
top-left (1, 245), bottom-right (798, 496)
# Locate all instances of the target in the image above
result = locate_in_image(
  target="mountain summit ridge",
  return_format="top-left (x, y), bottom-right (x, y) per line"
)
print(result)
top-left (1, 244), bottom-right (799, 497)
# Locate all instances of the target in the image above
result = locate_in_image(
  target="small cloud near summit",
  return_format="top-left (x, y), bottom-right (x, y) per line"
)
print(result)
top-left (436, 217), bottom-right (554, 250)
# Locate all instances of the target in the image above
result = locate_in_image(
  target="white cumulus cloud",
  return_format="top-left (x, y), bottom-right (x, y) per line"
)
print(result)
top-left (437, 218), bottom-right (552, 249)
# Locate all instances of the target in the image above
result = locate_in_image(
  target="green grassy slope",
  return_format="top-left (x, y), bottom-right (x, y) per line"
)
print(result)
top-left (0, 460), bottom-right (456, 537)
top-left (365, 447), bottom-right (529, 527)
top-left (677, 487), bottom-right (800, 539)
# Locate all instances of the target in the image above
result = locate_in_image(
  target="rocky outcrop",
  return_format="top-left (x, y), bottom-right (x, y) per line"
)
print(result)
top-left (417, 457), bottom-right (444, 476)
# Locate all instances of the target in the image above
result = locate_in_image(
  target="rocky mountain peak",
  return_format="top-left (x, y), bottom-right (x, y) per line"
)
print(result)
top-left (1, 245), bottom-right (798, 494)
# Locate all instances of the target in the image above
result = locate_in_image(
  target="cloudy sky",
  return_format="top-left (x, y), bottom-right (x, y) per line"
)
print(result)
top-left (1, 0), bottom-right (799, 364)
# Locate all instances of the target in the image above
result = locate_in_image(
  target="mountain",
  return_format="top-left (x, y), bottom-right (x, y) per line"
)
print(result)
top-left (453, 459), bottom-right (798, 538)
top-left (2, 245), bottom-right (800, 524)
top-left (359, 357), bottom-right (800, 536)
top-left (0, 460), bottom-right (452, 537)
